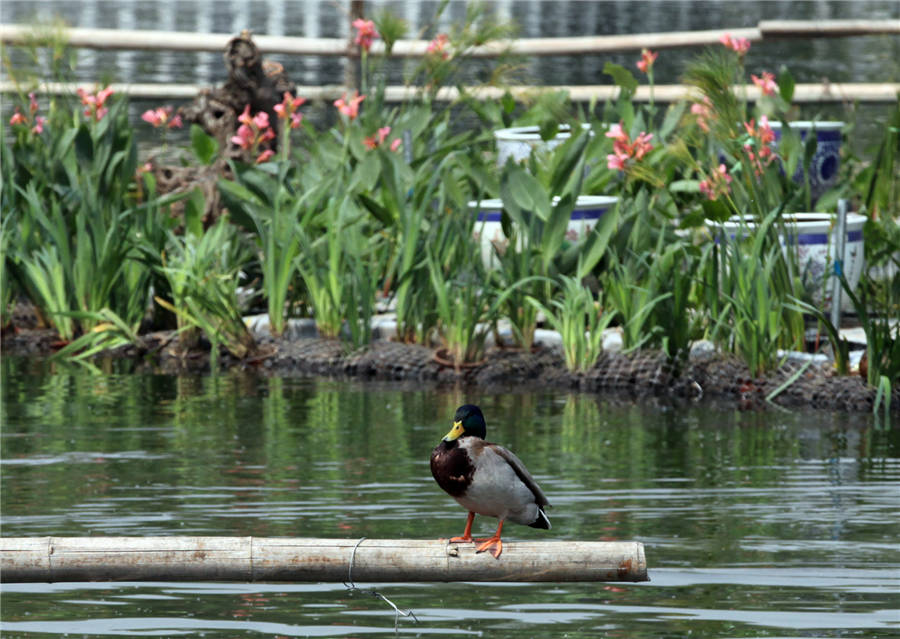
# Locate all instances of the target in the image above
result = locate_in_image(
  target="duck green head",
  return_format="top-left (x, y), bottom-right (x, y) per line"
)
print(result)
top-left (443, 404), bottom-right (487, 441)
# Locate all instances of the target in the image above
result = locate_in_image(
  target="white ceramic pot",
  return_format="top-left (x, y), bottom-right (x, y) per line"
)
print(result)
top-left (471, 195), bottom-right (618, 268)
top-left (493, 124), bottom-right (593, 165)
top-left (714, 212), bottom-right (866, 309)
top-left (769, 121), bottom-right (843, 203)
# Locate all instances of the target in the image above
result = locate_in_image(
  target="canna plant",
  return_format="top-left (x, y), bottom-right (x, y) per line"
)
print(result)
top-left (3, 90), bottom-right (179, 341)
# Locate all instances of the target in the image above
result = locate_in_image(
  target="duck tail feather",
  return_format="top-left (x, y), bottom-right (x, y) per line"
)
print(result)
top-left (529, 508), bottom-right (551, 530)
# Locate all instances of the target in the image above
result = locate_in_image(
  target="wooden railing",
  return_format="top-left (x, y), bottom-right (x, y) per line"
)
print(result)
top-left (2, 20), bottom-right (898, 103)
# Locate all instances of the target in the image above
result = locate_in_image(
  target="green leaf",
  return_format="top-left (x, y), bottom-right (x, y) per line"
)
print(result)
top-left (603, 62), bottom-right (638, 93)
top-left (183, 188), bottom-right (206, 238)
top-left (190, 124), bottom-right (219, 165)
top-left (74, 125), bottom-right (93, 165)
top-left (777, 65), bottom-right (795, 103)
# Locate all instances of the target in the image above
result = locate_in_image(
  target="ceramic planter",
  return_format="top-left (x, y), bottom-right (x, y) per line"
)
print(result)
top-left (471, 195), bottom-right (618, 268)
top-left (713, 212), bottom-right (866, 309)
top-left (769, 121), bottom-right (843, 203)
top-left (493, 124), bottom-right (593, 165)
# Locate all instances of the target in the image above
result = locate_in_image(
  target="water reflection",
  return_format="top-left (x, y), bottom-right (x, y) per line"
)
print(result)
top-left (1, 357), bottom-right (899, 637)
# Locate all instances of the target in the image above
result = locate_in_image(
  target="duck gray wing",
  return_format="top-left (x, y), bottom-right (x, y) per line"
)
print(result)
top-left (486, 443), bottom-right (551, 508)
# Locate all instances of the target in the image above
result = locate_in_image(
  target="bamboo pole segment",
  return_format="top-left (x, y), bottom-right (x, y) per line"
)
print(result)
top-left (759, 19), bottom-right (900, 38)
top-left (0, 537), bottom-right (649, 584)
top-left (2, 21), bottom-right (899, 58)
top-left (5, 81), bottom-right (898, 104)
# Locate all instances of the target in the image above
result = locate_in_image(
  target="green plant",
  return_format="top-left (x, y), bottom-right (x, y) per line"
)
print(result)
top-left (428, 255), bottom-right (495, 370)
top-left (528, 274), bottom-right (615, 372)
top-left (493, 131), bottom-right (617, 350)
top-left (218, 161), bottom-right (302, 337)
top-left (701, 212), bottom-right (807, 377)
top-left (294, 195), bottom-right (380, 346)
top-left (155, 217), bottom-right (255, 364)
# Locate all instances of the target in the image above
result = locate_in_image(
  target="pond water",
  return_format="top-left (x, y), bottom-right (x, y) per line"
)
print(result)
top-left (2, 357), bottom-right (899, 637)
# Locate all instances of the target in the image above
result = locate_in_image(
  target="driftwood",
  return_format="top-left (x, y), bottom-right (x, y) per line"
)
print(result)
top-left (148, 31), bottom-right (295, 225)
top-left (181, 30), bottom-right (295, 160)
top-left (1, 537), bottom-right (649, 583)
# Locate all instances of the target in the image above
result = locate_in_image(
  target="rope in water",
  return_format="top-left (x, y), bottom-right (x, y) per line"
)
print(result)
top-left (342, 537), bottom-right (419, 632)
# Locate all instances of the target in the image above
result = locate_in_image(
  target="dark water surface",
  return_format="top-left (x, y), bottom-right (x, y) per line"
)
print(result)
top-left (2, 357), bottom-right (899, 637)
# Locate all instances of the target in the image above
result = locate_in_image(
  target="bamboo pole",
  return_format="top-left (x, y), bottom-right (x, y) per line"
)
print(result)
top-left (759, 19), bottom-right (900, 38)
top-left (0, 537), bottom-right (648, 583)
top-left (1, 20), bottom-right (898, 57)
top-left (4, 81), bottom-right (898, 104)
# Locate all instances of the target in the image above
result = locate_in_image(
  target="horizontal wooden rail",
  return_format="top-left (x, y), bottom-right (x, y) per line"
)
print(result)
top-left (1, 537), bottom-right (648, 583)
top-left (2, 20), bottom-right (898, 57)
top-left (4, 81), bottom-right (898, 104)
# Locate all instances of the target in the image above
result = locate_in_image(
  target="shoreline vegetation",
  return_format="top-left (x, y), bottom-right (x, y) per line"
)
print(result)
top-left (2, 9), bottom-right (898, 418)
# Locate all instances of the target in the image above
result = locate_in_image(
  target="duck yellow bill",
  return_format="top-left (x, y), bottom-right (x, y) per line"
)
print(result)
top-left (443, 420), bottom-right (465, 441)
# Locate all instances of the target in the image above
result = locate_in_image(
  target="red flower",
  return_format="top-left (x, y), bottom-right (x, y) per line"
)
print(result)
top-left (230, 104), bottom-right (277, 159)
top-left (141, 106), bottom-right (182, 128)
top-left (274, 91), bottom-right (306, 129)
top-left (636, 49), bottom-right (657, 74)
top-left (751, 71), bottom-right (777, 97)
top-left (363, 125), bottom-right (393, 150)
top-left (720, 33), bottom-right (751, 55)
top-left (9, 108), bottom-right (26, 126)
top-left (77, 85), bottom-right (114, 121)
top-left (699, 164), bottom-right (732, 201)
top-left (334, 91), bottom-right (365, 120)
top-left (604, 121), bottom-right (654, 172)
top-left (427, 33), bottom-right (450, 58)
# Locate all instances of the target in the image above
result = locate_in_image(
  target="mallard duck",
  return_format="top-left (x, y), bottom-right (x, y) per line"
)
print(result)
top-left (430, 404), bottom-right (551, 558)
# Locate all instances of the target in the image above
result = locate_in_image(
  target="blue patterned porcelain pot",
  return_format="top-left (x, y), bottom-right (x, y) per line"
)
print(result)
top-left (714, 212), bottom-right (866, 310)
top-left (471, 195), bottom-right (618, 268)
top-left (769, 121), bottom-right (843, 204)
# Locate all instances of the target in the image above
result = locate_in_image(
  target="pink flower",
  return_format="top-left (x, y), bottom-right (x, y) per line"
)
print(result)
top-left (605, 122), bottom-right (627, 143)
top-left (252, 111), bottom-right (270, 130)
top-left (231, 124), bottom-right (255, 150)
top-left (230, 104), bottom-right (277, 158)
top-left (141, 106), bottom-right (181, 128)
top-left (607, 153), bottom-right (627, 171)
top-left (96, 86), bottom-right (114, 106)
top-left (9, 109), bottom-right (26, 126)
top-left (699, 163), bottom-right (732, 201)
top-left (77, 85), bottom-right (114, 121)
top-left (363, 125), bottom-right (392, 150)
top-left (604, 121), bottom-right (654, 172)
top-left (352, 18), bottom-right (379, 52)
top-left (690, 97), bottom-right (713, 132)
top-left (274, 91), bottom-right (306, 129)
top-left (141, 109), bottom-right (162, 126)
top-left (238, 104), bottom-right (253, 127)
top-left (31, 116), bottom-right (46, 135)
top-left (720, 32), bottom-right (751, 55)
top-left (28, 92), bottom-right (39, 114)
top-left (334, 91), bottom-right (365, 120)
top-left (427, 33), bottom-right (450, 58)
top-left (751, 71), bottom-right (777, 97)
top-left (390, 138), bottom-right (402, 152)
top-left (636, 49), bottom-right (658, 74)
top-left (633, 132), bottom-right (654, 160)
